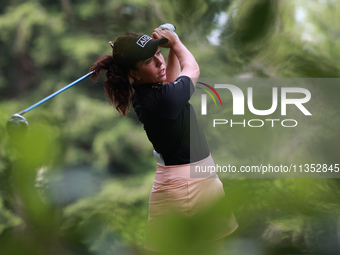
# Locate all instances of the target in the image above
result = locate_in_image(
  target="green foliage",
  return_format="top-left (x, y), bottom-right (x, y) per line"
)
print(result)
top-left (61, 174), bottom-right (154, 254)
top-left (93, 118), bottom-right (153, 174)
top-left (0, 197), bottom-right (22, 236)
top-left (1, 0), bottom-right (340, 254)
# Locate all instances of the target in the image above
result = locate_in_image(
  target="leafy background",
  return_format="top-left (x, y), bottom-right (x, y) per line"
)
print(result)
top-left (0, 0), bottom-right (339, 254)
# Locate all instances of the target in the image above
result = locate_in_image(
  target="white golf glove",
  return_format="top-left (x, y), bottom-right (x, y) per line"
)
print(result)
top-left (158, 23), bottom-right (179, 39)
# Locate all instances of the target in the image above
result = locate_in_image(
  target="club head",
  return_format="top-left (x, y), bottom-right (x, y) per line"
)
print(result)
top-left (6, 113), bottom-right (29, 140)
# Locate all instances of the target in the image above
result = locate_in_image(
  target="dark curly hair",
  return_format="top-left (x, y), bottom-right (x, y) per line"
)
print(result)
top-left (89, 32), bottom-right (142, 116)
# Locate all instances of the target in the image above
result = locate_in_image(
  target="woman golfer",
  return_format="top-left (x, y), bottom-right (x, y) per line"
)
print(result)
top-left (90, 26), bottom-right (238, 253)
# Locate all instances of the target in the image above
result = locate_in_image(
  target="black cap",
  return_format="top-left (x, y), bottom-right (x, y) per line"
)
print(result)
top-left (123, 34), bottom-right (168, 68)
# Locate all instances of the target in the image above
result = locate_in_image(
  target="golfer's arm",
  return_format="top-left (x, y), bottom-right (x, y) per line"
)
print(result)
top-left (165, 49), bottom-right (181, 83)
top-left (172, 41), bottom-right (200, 87)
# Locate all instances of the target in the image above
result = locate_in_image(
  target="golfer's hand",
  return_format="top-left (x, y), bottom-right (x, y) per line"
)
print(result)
top-left (152, 28), bottom-right (179, 48)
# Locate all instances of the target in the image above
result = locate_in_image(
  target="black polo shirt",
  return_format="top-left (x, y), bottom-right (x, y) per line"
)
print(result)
top-left (133, 76), bottom-right (210, 165)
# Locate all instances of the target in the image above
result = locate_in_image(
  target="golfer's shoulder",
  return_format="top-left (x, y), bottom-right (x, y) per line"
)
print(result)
top-left (159, 75), bottom-right (192, 94)
top-left (154, 76), bottom-right (192, 115)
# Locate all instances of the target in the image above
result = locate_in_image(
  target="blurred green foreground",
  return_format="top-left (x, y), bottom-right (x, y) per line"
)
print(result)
top-left (1, 0), bottom-right (340, 254)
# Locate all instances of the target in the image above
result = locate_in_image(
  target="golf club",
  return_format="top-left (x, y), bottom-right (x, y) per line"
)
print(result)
top-left (6, 23), bottom-right (176, 140)
top-left (6, 71), bottom-right (95, 139)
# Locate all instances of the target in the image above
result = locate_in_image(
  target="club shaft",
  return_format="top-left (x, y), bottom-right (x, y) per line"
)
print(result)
top-left (18, 71), bottom-right (95, 115)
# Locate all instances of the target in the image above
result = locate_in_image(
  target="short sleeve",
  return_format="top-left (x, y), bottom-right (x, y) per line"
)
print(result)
top-left (156, 76), bottom-right (195, 119)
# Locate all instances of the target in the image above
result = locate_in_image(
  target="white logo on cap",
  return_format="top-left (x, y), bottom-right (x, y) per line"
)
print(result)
top-left (136, 35), bottom-right (152, 48)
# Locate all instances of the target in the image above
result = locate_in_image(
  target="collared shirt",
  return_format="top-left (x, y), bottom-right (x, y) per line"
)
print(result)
top-left (133, 76), bottom-right (210, 165)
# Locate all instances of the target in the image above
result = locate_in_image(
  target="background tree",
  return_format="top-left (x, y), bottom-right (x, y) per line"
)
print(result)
top-left (0, 0), bottom-right (339, 254)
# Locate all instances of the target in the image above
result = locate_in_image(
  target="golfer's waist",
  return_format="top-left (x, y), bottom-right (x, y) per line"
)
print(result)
top-left (153, 154), bottom-right (216, 182)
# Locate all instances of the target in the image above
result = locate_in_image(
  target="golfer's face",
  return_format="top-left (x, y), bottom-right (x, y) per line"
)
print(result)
top-left (134, 49), bottom-right (166, 84)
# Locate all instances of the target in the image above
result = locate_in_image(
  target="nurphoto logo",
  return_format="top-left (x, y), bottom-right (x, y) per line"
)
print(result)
top-left (198, 82), bottom-right (312, 128)
top-left (197, 82), bottom-right (223, 115)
